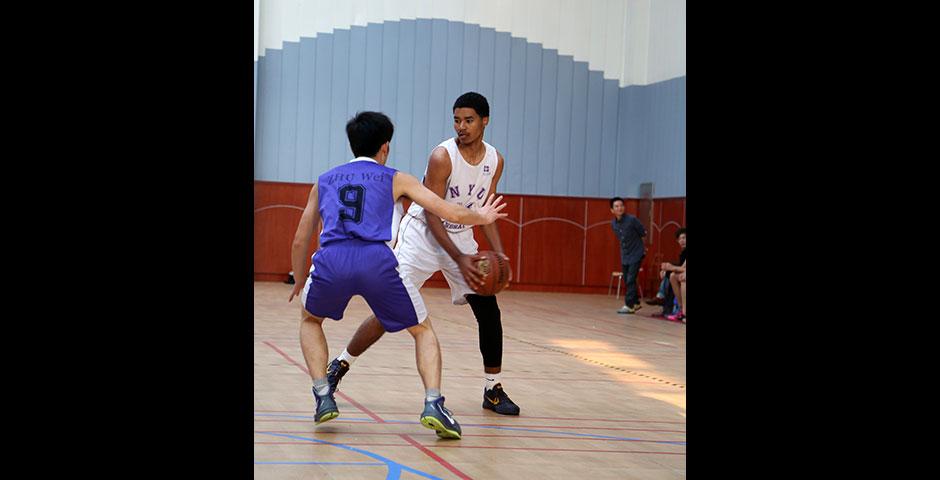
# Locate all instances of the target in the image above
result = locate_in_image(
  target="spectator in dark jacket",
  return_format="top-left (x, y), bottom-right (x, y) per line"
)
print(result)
top-left (610, 197), bottom-right (647, 314)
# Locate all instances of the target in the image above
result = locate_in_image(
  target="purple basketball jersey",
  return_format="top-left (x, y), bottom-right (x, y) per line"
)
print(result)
top-left (317, 159), bottom-right (397, 246)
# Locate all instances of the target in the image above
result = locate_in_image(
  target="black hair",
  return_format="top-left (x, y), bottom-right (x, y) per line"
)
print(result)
top-left (453, 92), bottom-right (490, 118)
top-left (676, 228), bottom-right (686, 238)
top-left (346, 111), bottom-right (394, 158)
top-left (609, 197), bottom-right (625, 208)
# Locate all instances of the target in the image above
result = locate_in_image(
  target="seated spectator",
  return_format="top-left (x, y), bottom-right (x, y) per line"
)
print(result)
top-left (659, 228), bottom-right (686, 319)
top-left (647, 273), bottom-right (669, 306)
top-left (666, 267), bottom-right (686, 323)
top-left (646, 277), bottom-right (666, 305)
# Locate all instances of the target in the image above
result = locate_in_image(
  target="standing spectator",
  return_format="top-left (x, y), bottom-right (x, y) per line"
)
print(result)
top-left (610, 197), bottom-right (647, 314)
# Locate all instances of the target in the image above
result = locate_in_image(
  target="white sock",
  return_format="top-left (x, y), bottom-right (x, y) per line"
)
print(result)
top-left (484, 373), bottom-right (501, 391)
top-left (313, 378), bottom-right (330, 396)
top-left (338, 348), bottom-right (358, 366)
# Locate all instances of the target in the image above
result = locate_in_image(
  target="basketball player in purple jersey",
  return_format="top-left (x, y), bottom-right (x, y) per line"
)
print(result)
top-left (288, 112), bottom-right (507, 438)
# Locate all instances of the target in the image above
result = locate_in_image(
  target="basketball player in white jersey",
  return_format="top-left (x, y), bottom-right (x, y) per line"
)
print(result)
top-left (327, 92), bottom-right (521, 417)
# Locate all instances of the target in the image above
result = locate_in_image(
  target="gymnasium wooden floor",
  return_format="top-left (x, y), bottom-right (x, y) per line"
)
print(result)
top-left (255, 281), bottom-right (686, 479)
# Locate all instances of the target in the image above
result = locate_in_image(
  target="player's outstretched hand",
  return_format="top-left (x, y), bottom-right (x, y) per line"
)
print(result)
top-left (477, 194), bottom-right (508, 224)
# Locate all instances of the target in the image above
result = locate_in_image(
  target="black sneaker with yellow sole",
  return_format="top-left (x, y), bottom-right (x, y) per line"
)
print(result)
top-left (326, 358), bottom-right (349, 393)
top-left (482, 383), bottom-right (520, 415)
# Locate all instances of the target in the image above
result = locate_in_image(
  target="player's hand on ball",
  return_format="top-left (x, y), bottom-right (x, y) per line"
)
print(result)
top-left (457, 254), bottom-right (485, 289)
top-left (497, 252), bottom-right (513, 282)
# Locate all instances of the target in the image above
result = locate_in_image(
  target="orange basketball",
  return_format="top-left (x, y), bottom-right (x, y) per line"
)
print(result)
top-left (473, 250), bottom-right (510, 296)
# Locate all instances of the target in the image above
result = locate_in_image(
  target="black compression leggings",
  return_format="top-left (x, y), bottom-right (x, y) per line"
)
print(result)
top-left (465, 294), bottom-right (503, 368)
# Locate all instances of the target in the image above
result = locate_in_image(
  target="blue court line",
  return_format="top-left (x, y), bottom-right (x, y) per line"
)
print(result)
top-left (467, 424), bottom-right (687, 446)
top-left (256, 431), bottom-right (443, 480)
top-left (378, 419), bottom-right (686, 445)
top-left (254, 413), bottom-right (375, 421)
top-left (254, 414), bottom-right (685, 445)
top-left (255, 461), bottom-right (384, 466)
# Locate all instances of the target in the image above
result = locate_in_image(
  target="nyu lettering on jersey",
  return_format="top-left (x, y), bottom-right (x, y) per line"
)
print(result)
top-left (318, 158), bottom-right (401, 246)
top-left (407, 138), bottom-right (499, 233)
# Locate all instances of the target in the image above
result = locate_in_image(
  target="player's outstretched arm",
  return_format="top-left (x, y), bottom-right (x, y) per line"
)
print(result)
top-left (393, 172), bottom-right (507, 225)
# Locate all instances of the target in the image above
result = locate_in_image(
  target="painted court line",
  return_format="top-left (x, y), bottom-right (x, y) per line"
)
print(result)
top-left (256, 440), bottom-right (684, 456)
top-left (252, 417), bottom-right (686, 433)
top-left (256, 432), bottom-right (441, 479)
top-left (262, 340), bottom-right (472, 479)
top-left (255, 409), bottom-right (686, 424)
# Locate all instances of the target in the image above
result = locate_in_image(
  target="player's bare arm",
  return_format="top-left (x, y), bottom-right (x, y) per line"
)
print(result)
top-left (289, 183), bottom-right (321, 302)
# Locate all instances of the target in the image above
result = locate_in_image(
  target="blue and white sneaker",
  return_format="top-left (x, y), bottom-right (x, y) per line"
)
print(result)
top-left (313, 387), bottom-right (339, 424)
top-left (419, 397), bottom-right (462, 439)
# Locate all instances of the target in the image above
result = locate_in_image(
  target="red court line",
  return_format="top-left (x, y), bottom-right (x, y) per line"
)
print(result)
top-left (462, 424), bottom-right (685, 434)
top-left (526, 317), bottom-right (658, 343)
top-left (254, 409), bottom-right (686, 424)
top-left (256, 337), bottom-right (488, 348)
top-left (581, 311), bottom-right (687, 340)
top-left (335, 391), bottom-right (385, 424)
top-left (322, 372), bottom-right (662, 384)
top-left (254, 441), bottom-right (684, 455)
top-left (256, 430), bottom-right (684, 443)
top-left (252, 418), bottom-right (684, 433)
top-left (256, 441), bottom-right (405, 447)
top-left (258, 340), bottom-right (682, 357)
top-left (253, 419), bottom-right (383, 425)
top-left (369, 413), bottom-right (686, 424)
top-left (426, 444), bottom-right (685, 455)
top-left (399, 434), bottom-right (473, 480)
top-left (261, 341), bottom-right (385, 423)
top-left (263, 340), bottom-right (472, 479)
top-left (262, 341), bottom-right (312, 375)
top-left (322, 346), bottom-right (547, 353)
top-left (258, 335), bottom-right (678, 350)
top-left (509, 303), bottom-right (688, 343)
top-left (503, 302), bottom-right (652, 340)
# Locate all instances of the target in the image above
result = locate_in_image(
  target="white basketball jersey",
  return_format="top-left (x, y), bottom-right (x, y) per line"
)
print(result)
top-left (387, 199), bottom-right (404, 249)
top-left (407, 137), bottom-right (499, 233)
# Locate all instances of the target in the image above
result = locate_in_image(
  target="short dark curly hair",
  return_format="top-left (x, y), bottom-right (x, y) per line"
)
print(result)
top-left (453, 92), bottom-right (490, 118)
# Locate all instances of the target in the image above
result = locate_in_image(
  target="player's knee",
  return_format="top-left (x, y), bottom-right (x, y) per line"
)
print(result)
top-left (467, 294), bottom-right (501, 323)
top-left (301, 309), bottom-right (324, 324)
top-left (406, 320), bottom-right (432, 337)
top-left (363, 315), bottom-right (386, 335)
